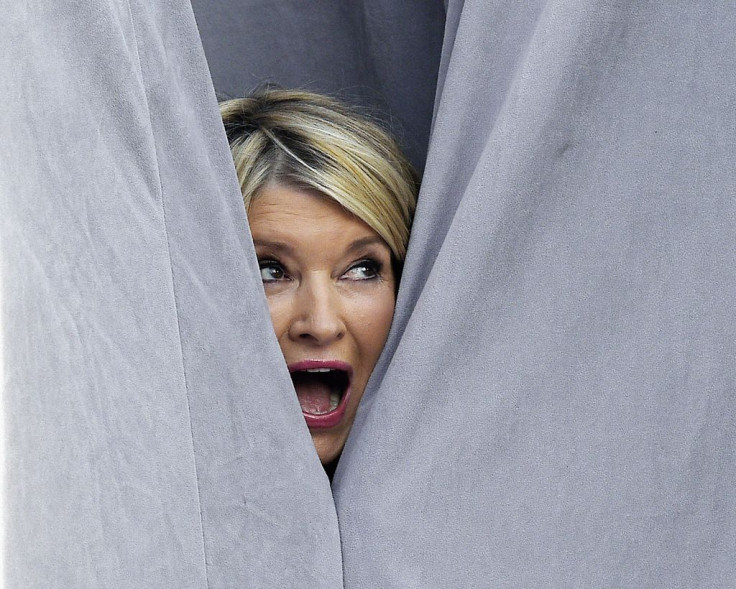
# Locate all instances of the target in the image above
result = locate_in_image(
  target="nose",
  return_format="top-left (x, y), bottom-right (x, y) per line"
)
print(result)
top-left (287, 275), bottom-right (346, 345)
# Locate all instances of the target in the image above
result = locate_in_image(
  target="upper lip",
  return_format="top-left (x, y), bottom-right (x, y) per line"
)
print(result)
top-left (287, 359), bottom-right (353, 378)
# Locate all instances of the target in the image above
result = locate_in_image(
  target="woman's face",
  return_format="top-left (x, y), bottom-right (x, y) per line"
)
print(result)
top-left (248, 183), bottom-right (397, 466)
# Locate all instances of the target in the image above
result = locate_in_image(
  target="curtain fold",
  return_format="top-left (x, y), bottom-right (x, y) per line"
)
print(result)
top-left (2, 1), bottom-right (341, 586)
top-left (5, 0), bottom-right (735, 587)
top-left (335, 1), bottom-right (736, 586)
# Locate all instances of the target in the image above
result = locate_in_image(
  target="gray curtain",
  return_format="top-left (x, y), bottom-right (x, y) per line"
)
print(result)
top-left (190, 0), bottom-right (446, 171)
top-left (336, 1), bottom-right (736, 586)
top-left (2, 1), bottom-right (340, 586)
top-left (4, 0), bottom-right (735, 587)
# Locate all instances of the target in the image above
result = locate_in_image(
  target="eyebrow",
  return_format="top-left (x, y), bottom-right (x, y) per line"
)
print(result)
top-left (253, 235), bottom-right (386, 255)
top-left (252, 239), bottom-right (294, 254)
top-left (346, 236), bottom-right (387, 253)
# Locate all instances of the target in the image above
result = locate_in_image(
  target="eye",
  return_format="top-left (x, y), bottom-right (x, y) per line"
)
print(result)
top-left (342, 259), bottom-right (381, 281)
top-left (259, 260), bottom-right (287, 282)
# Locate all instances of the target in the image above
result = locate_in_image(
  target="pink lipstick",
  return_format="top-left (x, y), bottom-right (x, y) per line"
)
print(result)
top-left (288, 360), bottom-right (353, 429)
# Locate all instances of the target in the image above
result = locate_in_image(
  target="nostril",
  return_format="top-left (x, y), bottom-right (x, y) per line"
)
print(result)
top-left (294, 315), bottom-right (345, 343)
top-left (297, 326), bottom-right (345, 342)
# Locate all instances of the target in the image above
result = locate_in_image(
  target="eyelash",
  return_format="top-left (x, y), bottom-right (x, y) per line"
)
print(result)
top-left (257, 258), bottom-right (383, 283)
top-left (342, 258), bottom-right (382, 281)
top-left (259, 259), bottom-right (287, 282)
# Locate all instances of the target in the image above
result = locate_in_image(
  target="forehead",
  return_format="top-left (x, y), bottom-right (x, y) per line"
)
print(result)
top-left (248, 184), bottom-right (380, 244)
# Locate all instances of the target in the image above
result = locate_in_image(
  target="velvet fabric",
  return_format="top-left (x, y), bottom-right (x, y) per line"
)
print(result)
top-left (2, 1), bottom-right (340, 586)
top-left (4, 1), bottom-right (735, 587)
top-left (335, 1), bottom-right (736, 586)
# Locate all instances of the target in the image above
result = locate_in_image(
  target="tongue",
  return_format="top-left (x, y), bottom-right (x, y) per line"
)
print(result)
top-left (292, 373), bottom-right (333, 415)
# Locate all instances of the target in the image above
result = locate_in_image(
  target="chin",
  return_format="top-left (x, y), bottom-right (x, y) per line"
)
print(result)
top-left (311, 429), bottom-right (347, 468)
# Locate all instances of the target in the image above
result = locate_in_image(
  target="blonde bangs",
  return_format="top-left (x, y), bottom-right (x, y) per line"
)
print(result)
top-left (220, 89), bottom-right (417, 262)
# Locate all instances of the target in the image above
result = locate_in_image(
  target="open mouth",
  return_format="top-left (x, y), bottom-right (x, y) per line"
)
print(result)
top-left (288, 361), bottom-right (352, 429)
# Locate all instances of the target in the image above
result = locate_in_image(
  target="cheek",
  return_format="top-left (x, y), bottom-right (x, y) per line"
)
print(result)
top-left (350, 290), bottom-right (396, 358)
top-left (264, 295), bottom-right (290, 340)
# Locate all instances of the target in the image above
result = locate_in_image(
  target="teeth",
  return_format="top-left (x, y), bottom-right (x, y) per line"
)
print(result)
top-left (329, 392), bottom-right (340, 411)
top-left (305, 368), bottom-right (332, 373)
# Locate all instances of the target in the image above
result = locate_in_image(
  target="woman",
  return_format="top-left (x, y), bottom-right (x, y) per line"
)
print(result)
top-left (220, 89), bottom-right (418, 471)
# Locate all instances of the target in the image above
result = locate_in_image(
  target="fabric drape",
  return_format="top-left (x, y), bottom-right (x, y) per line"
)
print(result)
top-left (2, 1), bottom-right (340, 586)
top-left (4, 0), bottom-right (735, 587)
top-left (335, 1), bottom-right (736, 586)
top-left (190, 0), bottom-right (446, 172)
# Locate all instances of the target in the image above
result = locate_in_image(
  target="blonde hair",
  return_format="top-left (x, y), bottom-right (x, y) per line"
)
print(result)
top-left (220, 89), bottom-right (418, 262)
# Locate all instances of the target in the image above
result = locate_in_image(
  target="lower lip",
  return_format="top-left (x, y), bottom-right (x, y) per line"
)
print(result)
top-left (288, 360), bottom-right (353, 430)
top-left (302, 388), bottom-right (351, 429)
